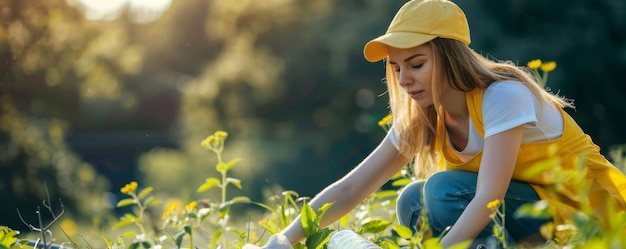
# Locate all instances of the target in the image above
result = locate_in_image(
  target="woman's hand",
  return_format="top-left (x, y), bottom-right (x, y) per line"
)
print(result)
top-left (242, 233), bottom-right (294, 249)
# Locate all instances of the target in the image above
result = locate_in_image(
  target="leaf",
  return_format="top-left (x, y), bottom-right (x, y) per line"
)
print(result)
top-left (380, 238), bottom-right (401, 249)
top-left (339, 214), bottom-right (350, 228)
top-left (218, 205), bottom-right (230, 218)
top-left (260, 224), bottom-right (279, 234)
top-left (448, 240), bottom-right (472, 249)
top-left (184, 225), bottom-right (192, 235)
top-left (216, 158), bottom-right (241, 172)
top-left (197, 177), bottom-right (220, 192)
top-left (360, 219), bottom-right (392, 234)
top-left (113, 235), bottom-right (125, 249)
top-left (230, 196), bottom-right (251, 203)
top-left (225, 158), bottom-right (241, 171)
top-left (305, 228), bottom-right (334, 249)
top-left (128, 242), bottom-right (140, 249)
top-left (375, 190), bottom-right (397, 199)
top-left (250, 201), bottom-right (275, 213)
top-left (393, 224), bottom-right (413, 239)
top-left (0, 226), bottom-right (18, 248)
top-left (422, 238), bottom-right (443, 249)
top-left (391, 178), bottom-right (412, 187)
top-left (137, 187), bottom-right (153, 200)
top-left (140, 241), bottom-right (152, 249)
top-left (226, 177), bottom-right (242, 189)
top-left (116, 198), bottom-right (135, 208)
top-left (300, 202), bottom-right (317, 236)
top-left (174, 231), bottom-right (185, 248)
top-left (144, 197), bottom-right (162, 208)
top-left (514, 200), bottom-right (552, 219)
top-left (209, 231), bottom-right (223, 248)
top-left (112, 219), bottom-right (133, 230)
top-left (315, 203), bottom-right (333, 224)
top-left (390, 171), bottom-right (405, 180)
top-left (101, 236), bottom-right (113, 249)
top-left (121, 231), bottom-right (137, 237)
top-left (522, 157), bottom-right (559, 179)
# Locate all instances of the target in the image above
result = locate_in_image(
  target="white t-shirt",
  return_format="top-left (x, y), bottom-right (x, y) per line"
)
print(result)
top-left (389, 81), bottom-right (564, 161)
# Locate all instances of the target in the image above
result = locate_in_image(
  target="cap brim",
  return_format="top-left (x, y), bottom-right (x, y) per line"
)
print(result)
top-left (363, 32), bottom-right (437, 62)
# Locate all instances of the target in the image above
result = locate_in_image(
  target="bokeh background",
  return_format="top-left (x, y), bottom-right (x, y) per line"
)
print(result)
top-left (1, 0), bottom-right (625, 234)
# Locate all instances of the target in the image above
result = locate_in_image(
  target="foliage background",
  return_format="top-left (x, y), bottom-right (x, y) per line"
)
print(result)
top-left (0, 0), bottom-right (625, 234)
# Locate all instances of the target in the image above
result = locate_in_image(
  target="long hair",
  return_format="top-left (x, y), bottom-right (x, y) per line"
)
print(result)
top-left (386, 38), bottom-right (572, 178)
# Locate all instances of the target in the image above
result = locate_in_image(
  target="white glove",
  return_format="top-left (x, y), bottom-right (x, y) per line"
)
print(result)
top-left (242, 233), bottom-right (294, 249)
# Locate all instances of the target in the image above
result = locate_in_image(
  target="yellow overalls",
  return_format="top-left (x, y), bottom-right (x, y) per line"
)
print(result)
top-left (436, 87), bottom-right (626, 229)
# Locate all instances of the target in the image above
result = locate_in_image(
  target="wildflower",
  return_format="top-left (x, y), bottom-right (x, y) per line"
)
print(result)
top-left (162, 201), bottom-right (179, 220)
top-left (120, 181), bottom-right (138, 195)
top-left (201, 135), bottom-right (216, 149)
top-left (540, 61), bottom-right (557, 72)
top-left (377, 113), bottom-right (392, 127)
top-left (486, 199), bottom-right (501, 209)
top-left (527, 59), bottom-right (542, 70)
top-left (185, 201), bottom-right (198, 211)
top-left (540, 222), bottom-right (555, 240)
top-left (215, 130), bottom-right (228, 140)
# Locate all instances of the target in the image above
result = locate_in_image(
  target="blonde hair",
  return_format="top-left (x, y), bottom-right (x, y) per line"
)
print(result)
top-left (386, 38), bottom-right (572, 178)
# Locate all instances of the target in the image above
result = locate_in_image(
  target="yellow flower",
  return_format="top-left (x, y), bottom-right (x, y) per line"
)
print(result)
top-left (540, 61), bottom-right (557, 72)
top-left (540, 222), bottom-right (555, 240)
top-left (201, 135), bottom-right (216, 149)
top-left (527, 59), bottom-right (542, 70)
top-left (120, 181), bottom-right (138, 195)
top-left (161, 201), bottom-right (180, 220)
top-left (214, 131), bottom-right (228, 140)
top-left (486, 199), bottom-right (501, 209)
top-left (377, 113), bottom-right (393, 127)
top-left (185, 201), bottom-right (198, 211)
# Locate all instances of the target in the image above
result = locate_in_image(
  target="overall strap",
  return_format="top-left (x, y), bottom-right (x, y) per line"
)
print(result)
top-left (466, 88), bottom-right (485, 138)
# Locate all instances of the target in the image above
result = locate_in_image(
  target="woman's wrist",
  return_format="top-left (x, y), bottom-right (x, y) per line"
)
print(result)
top-left (280, 221), bottom-right (305, 245)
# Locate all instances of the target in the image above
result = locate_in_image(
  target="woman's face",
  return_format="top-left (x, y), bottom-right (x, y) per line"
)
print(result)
top-left (387, 43), bottom-right (441, 107)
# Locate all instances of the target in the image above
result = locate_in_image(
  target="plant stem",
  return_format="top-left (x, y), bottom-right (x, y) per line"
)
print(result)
top-left (132, 193), bottom-right (147, 235)
top-left (36, 207), bottom-right (48, 249)
top-left (189, 230), bottom-right (193, 249)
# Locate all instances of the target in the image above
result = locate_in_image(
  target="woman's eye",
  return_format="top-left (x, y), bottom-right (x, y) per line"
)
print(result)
top-left (393, 67), bottom-right (400, 73)
top-left (412, 64), bottom-right (423, 69)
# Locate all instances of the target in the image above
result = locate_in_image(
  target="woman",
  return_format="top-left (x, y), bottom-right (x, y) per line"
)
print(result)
top-left (245, 0), bottom-right (626, 248)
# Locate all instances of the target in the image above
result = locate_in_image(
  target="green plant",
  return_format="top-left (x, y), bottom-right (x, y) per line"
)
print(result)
top-left (527, 59), bottom-right (556, 89)
top-left (0, 226), bottom-right (23, 249)
top-left (487, 199), bottom-right (507, 248)
top-left (297, 202), bottom-right (334, 249)
top-left (159, 130), bottom-right (276, 248)
top-left (110, 181), bottom-right (162, 249)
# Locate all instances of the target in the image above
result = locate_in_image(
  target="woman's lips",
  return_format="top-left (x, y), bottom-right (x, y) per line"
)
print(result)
top-left (409, 90), bottom-right (424, 99)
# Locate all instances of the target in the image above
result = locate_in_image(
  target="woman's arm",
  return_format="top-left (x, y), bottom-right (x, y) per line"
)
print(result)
top-left (281, 132), bottom-right (411, 244)
top-left (439, 125), bottom-right (524, 247)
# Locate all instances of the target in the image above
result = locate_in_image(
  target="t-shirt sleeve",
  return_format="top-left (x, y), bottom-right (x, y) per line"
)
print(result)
top-left (482, 82), bottom-right (539, 138)
top-left (388, 126), bottom-right (400, 150)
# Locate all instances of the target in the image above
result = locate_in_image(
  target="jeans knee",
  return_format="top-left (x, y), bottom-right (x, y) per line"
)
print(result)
top-left (422, 171), bottom-right (477, 234)
top-left (396, 180), bottom-right (426, 231)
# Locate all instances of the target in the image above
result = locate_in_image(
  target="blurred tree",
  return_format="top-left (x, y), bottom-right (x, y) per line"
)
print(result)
top-left (0, 0), bottom-right (126, 230)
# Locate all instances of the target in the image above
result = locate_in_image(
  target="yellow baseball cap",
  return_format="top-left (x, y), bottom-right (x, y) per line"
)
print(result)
top-left (363, 0), bottom-right (470, 62)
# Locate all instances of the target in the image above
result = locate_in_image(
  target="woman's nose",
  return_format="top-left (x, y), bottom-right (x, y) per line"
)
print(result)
top-left (398, 70), bottom-right (412, 87)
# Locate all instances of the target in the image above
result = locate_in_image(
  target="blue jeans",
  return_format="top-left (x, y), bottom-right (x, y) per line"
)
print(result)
top-left (396, 170), bottom-right (550, 245)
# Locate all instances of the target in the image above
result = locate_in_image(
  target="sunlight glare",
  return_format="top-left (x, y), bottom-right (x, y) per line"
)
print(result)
top-left (72, 0), bottom-right (172, 22)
